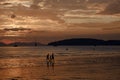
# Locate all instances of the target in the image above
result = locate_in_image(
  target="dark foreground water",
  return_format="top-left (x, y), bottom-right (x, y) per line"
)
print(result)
top-left (0, 46), bottom-right (120, 80)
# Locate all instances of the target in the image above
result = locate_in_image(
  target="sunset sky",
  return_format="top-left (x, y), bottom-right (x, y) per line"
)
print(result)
top-left (0, 0), bottom-right (120, 44)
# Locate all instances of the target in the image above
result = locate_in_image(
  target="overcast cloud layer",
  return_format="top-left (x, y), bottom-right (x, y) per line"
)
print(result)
top-left (0, 0), bottom-right (120, 44)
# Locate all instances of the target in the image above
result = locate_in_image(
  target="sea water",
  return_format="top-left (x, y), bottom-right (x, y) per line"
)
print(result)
top-left (0, 46), bottom-right (120, 80)
top-left (0, 46), bottom-right (120, 58)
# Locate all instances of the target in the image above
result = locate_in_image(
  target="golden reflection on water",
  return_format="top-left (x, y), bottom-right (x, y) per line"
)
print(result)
top-left (0, 55), bottom-right (120, 80)
top-left (0, 46), bottom-right (120, 80)
top-left (0, 59), bottom-right (22, 79)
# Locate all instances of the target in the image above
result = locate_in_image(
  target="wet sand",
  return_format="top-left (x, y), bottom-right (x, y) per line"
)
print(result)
top-left (0, 53), bottom-right (120, 80)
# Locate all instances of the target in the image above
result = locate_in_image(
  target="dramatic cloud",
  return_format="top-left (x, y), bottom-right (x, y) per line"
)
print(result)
top-left (99, 0), bottom-right (120, 14)
top-left (0, 0), bottom-right (120, 44)
top-left (3, 27), bottom-right (31, 31)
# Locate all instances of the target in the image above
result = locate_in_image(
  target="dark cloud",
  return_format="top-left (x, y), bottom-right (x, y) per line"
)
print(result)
top-left (103, 27), bottom-right (120, 30)
top-left (44, 0), bottom-right (87, 10)
top-left (100, 0), bottom-right (120, 14)
top-left (3, 27), bottom-right (31, 31)
top-left (30, 0), bottom-right (42, 9)
top-left (0, 0), bottom-right (6, 3)
top-left (30, 0), bottom-right (112, 10)
top-left (92, 33), bottom-right (120, 40)
top-left (67, 21), bottom-right (120, 29)
top-left (11, 14), bottom-right (16, 18)
top-left (102, 21), bottom-right (120, 30)
top-left (30, 0), bottom-right (87, 10)
top-left (87, 0), bottom-right (110, 3)
top-left (0, 2), bottom-right (11, 5)
top-left (0, 29), bottom-right (6, 33)
top-left (8, 4), bottom-right (65, 23)
top-left (0, 0), bottom-right (120, 43)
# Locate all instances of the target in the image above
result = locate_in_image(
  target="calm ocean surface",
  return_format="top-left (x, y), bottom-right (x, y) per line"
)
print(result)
top-left (0, 46), bottom-right (120, 80)
top-left (0, 46), bottom-right (120, 58)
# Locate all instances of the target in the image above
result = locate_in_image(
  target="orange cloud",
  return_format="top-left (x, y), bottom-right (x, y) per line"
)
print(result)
top-left (0, 0), bottom-right (120, 44)
top-left (99, 0), bottom-right (120, 14)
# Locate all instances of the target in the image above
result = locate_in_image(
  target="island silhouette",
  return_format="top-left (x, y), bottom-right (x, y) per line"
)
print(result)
top-left (0, 38), bottom-right (120, 47)
top-left (48, 38), bottom-right (120, 46)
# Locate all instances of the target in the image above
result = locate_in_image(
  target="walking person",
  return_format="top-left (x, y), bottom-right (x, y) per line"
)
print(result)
top-left (46, 54), bottom-right (50, 67)
top-left (49, 53), bottom-right (54, 66)
top-left (51, 53), bottom-right (55, 68)
top-left (46, 54), bottom-right (49, 61)
top-left (51, 53), bottom-right (54, 62)
top-left (46, 53), bottom-right (55, 67)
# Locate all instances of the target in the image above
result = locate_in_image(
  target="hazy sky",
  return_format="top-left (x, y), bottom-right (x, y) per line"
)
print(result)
top-left (0, 0), bottom-right (120, 44)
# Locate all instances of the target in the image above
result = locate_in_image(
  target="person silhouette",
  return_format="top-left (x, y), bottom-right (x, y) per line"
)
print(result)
top-left (51, 53), bottom-right (54, 62)
top-left (46, 54), bottom-right (49, 61)
top-left (46, 53), bottom-right (55, 68)
top-left (46, 54), bottom-right (50, 67)
top-left (46, 53), bottom-right (56, 72)
top-left (49, 53), bottom-right (54, 65)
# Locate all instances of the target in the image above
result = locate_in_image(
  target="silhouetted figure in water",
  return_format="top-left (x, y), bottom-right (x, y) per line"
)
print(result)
top-left (46, 54), bottom-right (50, 67)
top-left (66, 48), bottom-right (69, 51)
top-left (46, 53), bottom-right (55, 68)
top-left (46, 54), bottom-right (49, 61)
top-left (51, 53), bottom-right (54, 61)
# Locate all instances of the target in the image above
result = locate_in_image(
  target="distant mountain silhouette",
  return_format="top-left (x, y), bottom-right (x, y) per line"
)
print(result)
top-left (105, 40), bottom-right (120, 45)
top-left (48, 38), bottom-right (120, 46)
top-left (0, 42), bottom-right (6, 46)
top-left (8, 42), bottom-right (44, 47)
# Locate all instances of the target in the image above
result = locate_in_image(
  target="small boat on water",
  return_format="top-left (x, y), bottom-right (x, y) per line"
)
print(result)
top-left (13, 44), bottom-right (18, 47)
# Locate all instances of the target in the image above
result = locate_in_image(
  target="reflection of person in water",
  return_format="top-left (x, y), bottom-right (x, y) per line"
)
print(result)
top-left (50, 53), bottom-right (55, 66)
top-left (46, 53), bottom-right (55, 68)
